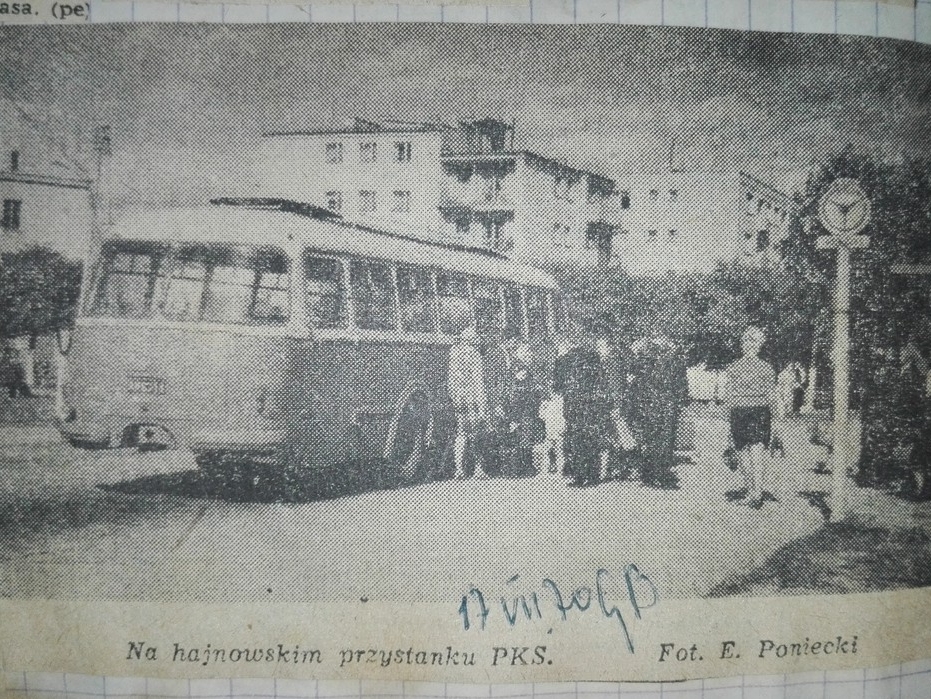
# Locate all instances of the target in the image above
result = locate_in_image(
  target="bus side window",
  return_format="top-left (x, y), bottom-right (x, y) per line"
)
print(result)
top-left (526, 287), bottom-right (548, 338)
top-left (350, 259), bottom-right (398, 331)
top-left (305, 256), bottom-right (347, 328)
top-left (202, 247), bottom-right (291, 326)
top-left (159, 258), bottom-right (207, 321)
top-left (473, 279), bottom-right (502, 337)
top-left (397, 265), bottom-right (436, 333)
top-left (91, 249), bottom-right (160, 319)
top-left (502, 283), bottom-right (524, 339)
top-left (436, 272), bottom-right (472, 335)
top-left (252, 269), bottom-right (290, 322)
top-left (203, 265), bottom-right (256, 324)
top-left (549, 291), bottom-right (567, 333)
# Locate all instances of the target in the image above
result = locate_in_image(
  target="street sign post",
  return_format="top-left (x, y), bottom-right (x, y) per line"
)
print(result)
top-left (815, 178), bottom-right (871, 520)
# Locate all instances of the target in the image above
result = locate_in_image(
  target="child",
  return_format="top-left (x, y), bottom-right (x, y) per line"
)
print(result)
top-left (538, 387), bottom-right (566, 475)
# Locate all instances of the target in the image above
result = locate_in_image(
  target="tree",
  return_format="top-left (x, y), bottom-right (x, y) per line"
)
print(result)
top-left (0, 247), bottom-right (83, 340)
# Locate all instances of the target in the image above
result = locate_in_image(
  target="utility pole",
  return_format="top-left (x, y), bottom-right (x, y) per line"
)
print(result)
top-left (92, 125), bottom-right (111, 235)
top-left (815, 178), bottom-right (871, 521)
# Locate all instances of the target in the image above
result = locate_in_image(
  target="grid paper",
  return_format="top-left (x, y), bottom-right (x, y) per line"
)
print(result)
top-left (3, 0), bottom-right (931, 696)
top-left (0, 0), bottom-right (928, 41)
top-left (4, 659), bottom-right (931, 698)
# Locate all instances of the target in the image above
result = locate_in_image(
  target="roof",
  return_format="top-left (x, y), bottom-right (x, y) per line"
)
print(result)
top-left (101, 202), bottom-right (558, 290)
top-left (262, 126), bottom-right (443, 138)
top-left (441, 150), bottom-right (616, 188)
top-left (0, 170), bottom-right (92, 190)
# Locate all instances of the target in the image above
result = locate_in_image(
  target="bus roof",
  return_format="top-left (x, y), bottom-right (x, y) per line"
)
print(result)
top-left (100, 205), bottom-right (559, 290)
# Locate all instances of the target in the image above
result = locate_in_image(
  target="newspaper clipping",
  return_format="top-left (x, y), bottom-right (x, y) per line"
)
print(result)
top-left (0, 19), bottom-right (930, 682)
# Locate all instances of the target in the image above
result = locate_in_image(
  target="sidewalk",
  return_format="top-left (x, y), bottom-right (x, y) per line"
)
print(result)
top-left (0, 394), bottom-right (59, 446)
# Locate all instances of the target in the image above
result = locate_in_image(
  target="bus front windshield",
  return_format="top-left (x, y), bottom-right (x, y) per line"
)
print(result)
top-left (86, 241), bottom-right (291, 326)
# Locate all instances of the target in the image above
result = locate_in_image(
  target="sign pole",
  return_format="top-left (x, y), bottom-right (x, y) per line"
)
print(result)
top-left (831, 244), bottom-right (852, 518)
top-left (815, 178), bottom-right (872, 522)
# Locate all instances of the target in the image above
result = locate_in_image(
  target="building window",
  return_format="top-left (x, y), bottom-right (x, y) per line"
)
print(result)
top-left (391, 190), bottom-right (411, 213)
top-left (554, 177), bottom-right (572, 201)
top-left (757, 229), bottom-right (770, 252)
top-left (358, 190), bottom-right (376, 213)
top-left (483, 220), bottom-right (504, 250)
top-left (668, 229), bottom-right (678, 239)
top-left (649, 189), bottom-right (658, 202)
top-left (325, 143), bottom-right (343, 164)
top-left (454, 218), bottom-right (470, 239)
top-left (669, 189), bottom-right (678, 203)
top-left (2, 199), bottom-right (21, 230)
top-left (10, 151), bottom-right (19, 172)
top-left (325, 191), bottom-right (342, 212)
top-left (360, 142), bottom-right (377, 163)
top-left (619, 191), bottom-right (631, 209)
top-left (482, 177), bottom-right (502, 202)
top-left (647, 229), bottom-right (658, 240)
top-left (394, 142), bottom-right (412, 162)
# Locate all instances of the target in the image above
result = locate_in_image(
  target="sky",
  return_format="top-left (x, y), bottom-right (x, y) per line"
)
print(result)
top-left (2, 23), bottom-right (930, 205)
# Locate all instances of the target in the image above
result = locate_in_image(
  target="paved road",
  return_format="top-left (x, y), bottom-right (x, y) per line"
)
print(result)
top-left (0, 416), bottom-right (920, 603)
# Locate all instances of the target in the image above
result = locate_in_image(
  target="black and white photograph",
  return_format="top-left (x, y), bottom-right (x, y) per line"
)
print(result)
top-left (1, 20), bottom-right (930, 627)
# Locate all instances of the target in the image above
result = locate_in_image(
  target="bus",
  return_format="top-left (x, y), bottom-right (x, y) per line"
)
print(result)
top-left (57, 199), bottom-right (566, 485)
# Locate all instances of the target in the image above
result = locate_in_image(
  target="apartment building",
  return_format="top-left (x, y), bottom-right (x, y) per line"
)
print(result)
top-left (255, 118), bottom-right (619, 266)
top-left (609, 170), bottom-right (797, 274)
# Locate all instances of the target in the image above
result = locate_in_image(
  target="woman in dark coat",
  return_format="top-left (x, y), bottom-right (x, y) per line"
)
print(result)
top-left (560, 333), bottom-right (615, 487)
top-left (500, 343), bottom-right (545, 477)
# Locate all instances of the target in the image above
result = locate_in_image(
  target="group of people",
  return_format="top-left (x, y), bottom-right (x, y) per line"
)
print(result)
top-left (445, 314), bottom-right (690, 489)
top-left (445, 313), bottom-right (792, 508)
top-left (858, 337), bottom-right (931, 492)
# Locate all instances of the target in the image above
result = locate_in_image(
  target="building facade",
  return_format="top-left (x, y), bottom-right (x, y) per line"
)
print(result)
top-left (607, 170), bottom-right (797, 275)
top-left (1, 101), bottom-right (95, 392)
top-left (0, 101), bottom-right (94, 260)
top-left (255, 118), bottom-right (618, 266)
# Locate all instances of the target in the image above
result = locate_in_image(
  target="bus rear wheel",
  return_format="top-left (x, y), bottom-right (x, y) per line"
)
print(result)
top-left (386, 393), bottom-right (433, 484)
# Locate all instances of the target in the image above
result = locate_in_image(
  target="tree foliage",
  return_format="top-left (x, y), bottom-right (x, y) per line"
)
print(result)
top-left (0, 247), bottom-right (83, 340)
top-left (557, 149), bottom-right (931, 382)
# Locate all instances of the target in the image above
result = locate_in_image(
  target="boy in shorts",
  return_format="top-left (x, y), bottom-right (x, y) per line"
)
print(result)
top-left (723, 326), bottom-right (776, 508)
top-left (447, 316), bottom-right (490, 480)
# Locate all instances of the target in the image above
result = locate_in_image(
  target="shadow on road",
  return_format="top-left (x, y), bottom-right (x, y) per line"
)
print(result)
top-left (707, 515), bottom-right (931, 597)
top-left (0, 489), bottom-right (188, 554)
top-left (99, 458), bottom-right (448, 504)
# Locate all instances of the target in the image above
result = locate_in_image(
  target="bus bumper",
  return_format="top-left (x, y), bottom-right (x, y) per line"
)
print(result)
top-left (189, 428), bottom-right (287, 454)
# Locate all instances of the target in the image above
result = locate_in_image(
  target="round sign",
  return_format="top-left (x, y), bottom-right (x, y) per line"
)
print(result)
top-left (817, 178), bottom-right (871, 236)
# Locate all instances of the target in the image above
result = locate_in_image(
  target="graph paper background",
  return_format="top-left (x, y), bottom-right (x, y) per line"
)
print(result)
top-left (2, 0), bottom-right (931, 696)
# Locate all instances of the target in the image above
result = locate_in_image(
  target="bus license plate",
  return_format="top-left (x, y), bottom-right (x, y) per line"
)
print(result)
top-left (127, 375), bottom-right (167, 396)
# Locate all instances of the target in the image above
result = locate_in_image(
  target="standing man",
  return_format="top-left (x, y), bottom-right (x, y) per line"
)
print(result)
top-left (481, 330), bottom-right (513, 474)
top-left (723, 326), bottom-right (776, 508)
top-left (593, 324), bottom-right (627, 481)
top-left (502, 342), bottom-right (545, 476)
top-left (448, 315), bottom-right (490, 480)
top-left (628, 336), bottom-right (689, 489)
top-left (557, 329), bottom-right (602, 486)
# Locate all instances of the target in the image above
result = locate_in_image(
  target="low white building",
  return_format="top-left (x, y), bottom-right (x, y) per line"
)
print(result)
top-left (0, 101), bottom-right (94, 393)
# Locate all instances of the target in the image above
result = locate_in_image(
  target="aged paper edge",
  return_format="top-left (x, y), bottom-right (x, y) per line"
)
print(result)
top-left (90, 0), bottom-right (918, 7)
top-left (1, 589), bottom-right (928, 682)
